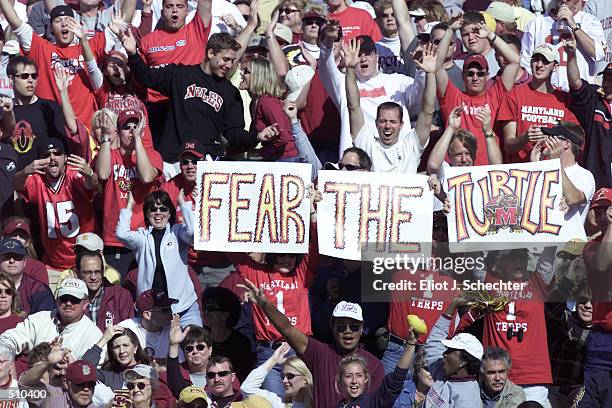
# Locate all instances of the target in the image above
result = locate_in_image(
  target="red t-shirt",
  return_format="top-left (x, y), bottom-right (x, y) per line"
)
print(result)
top-left (439, 79), bottom-right (508, 166)
top-left (255, 95), bottom-right (298, 160)
top-left (140, 16), bottom-right (211, 103)
top-left (298, 70), bottom-right (341, 147)
top-left (94, 148), bottom-right (164, 247)
top-left (330, 6), bottom-right (382, 41)
top-left (29, 32), bottom-right (106, 127)
top-left (226, 227), bottom-right (318, 341)
top-left (19, 170), bottom-right (97, 269)
top-left (387, 269), bottom-right (459, 342)
top-left (497, 83), bottom-right (578, 162)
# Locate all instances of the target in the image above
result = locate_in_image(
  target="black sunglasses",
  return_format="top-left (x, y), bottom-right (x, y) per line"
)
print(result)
top-left (431, 38), bottom-right (441, 45)
top-left (122, 122), bottom-right (138, 130)
top-left (279, 8), bottom-right (299, 14)
top-left (338, 163), bottom-right (363, 171)
top-left (74, 381), bottom-right (96, 388)
top-left (180, 158), bottom-right (199, 165)
top-left (150, 206), bottom-right (170, 213)
top-left (466, 70), bottom-right (487, 78)
top-left (127, 381), bottom-right (148, 390)
top-left (0, 289), bottom-right (13, 296)
top-left (59, 295), bottom-right (83, 304)
top-left (13, 72), bottom-right (38, 80)
top-left (206, 370), bottom-right (232, 379)
top-left (281, 372), bottom-right (303, 380)
top-left (335, 323), bottom-right (361, 333)
top-left (184, 344), bottom-right (208, 353)
top-left (303, 18), bottom-right (323, 26)
top-left (40, 149), bottom-right (64, 159)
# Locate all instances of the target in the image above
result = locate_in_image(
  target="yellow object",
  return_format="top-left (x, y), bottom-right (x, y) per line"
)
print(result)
top-left (406, 314), bottom-right (428, 335)
top-left (480, 11), bottom-right (497, 34)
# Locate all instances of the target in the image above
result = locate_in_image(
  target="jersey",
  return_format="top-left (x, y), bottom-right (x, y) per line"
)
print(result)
top-left (329, 6), bottom-right (382, 41)
top-left (140, 15), bottom-right (211, 103)
top-left (19, 169), bottom-right (97, 269)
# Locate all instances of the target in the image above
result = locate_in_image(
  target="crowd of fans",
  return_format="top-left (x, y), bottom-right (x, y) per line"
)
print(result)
top-left (0, 0), bottom-right (609, 406)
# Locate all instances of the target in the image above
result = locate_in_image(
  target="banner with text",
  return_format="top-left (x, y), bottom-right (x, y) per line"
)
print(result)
top-left (445, 159), bottom-right (584, 250)
top-left (317, 170), bottom-right (433, 261)
top-left (195, 161), bottom-right (312, 253)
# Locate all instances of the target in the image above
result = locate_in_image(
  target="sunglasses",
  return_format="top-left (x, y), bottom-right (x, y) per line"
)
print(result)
top-left (203, 305), bottom-right (223, 312)
top-left (0, 288), bottom-right (14, 296)
top-left (206, 370), bottom-right (232, 379)
top-left (13, 72), bottom-right (38, 80)
top-left (281, 372), bottom-right (303, 380)
top-left (180, 158), bottom-right (199, 165)
top-left (122, 122), bottom-right (138, 130)
top-left (303, 18), bottom-right (322, 26)
top-left (127, 381), bottom-right (148, 390)
top-left (338, 163), bottom-right (363, 171)
top-left (466, 70), bottom-right (487, 78)
top-left (40, 150), bottom-right (64, 159)
top-left (279, 8), bottom-right (299, 14)
top-left (150, 206), bottom-right (170, 213)
top-left (58, 295), bottom-right (83, 304)
top-left (430, 38), bottom-right (441, 45)
top-left (184, 344), bottom-right (208, 353)
top-left (335, 323), bottom-right (361, 333)
top-left (74, 381), bottom-right (96, 388)
top-left (418, 33), bottom-right (430, 44)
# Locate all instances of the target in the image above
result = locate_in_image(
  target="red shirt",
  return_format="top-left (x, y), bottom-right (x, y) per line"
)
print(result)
top-left (226, 226), bottom-right (318, 341)
top-left (330, 6), bottom-right (382, 41)
top-left (387, 270), bottom-right (459, 342)
top-left (584, 241), bottom-right (612, 331)
top-left (19, 170), bottom-right (97, 269)
top-left (439, 79), bottom-right (508, 166)
top-left (94, 148), bottom-right (164, 247)
top-left (298, 70), bottom-right (341, 147)
top-left (140, 16), bottom-right (211, 103)
top-left (497, 83), bottom-right (578, 162)
top-left (255, 95), bottom-right (298, 160)
top-left (29, 32), bottom-right (106, 127)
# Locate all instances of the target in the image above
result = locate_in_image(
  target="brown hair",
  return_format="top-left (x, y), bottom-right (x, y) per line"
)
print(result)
top-left (0, 272), bottom-right (26, 318)
top-left (450, 129), bottom-right (478, 161)
top-left (412, 0), bottom-right (449, 23)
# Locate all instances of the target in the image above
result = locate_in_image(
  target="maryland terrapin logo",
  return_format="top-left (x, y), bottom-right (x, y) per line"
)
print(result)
top-left (12, 120), bottom-right (35, 153)
top-left (484, 192), bottom-right (522, 233)
top-left (117, 178), bottom-right (132, 192)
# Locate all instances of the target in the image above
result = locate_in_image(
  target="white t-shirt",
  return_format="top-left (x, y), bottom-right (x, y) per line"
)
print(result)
top-left (520, 12), bottom-right (606, 91)
top-left (376, 36), bottom-right (407, 75)
top-left (118, 318), bottom-right (172, 362)
top-left (585, 0), bottom-right (612, 74)
top-left (354, 126), bottom-right (426, 174)
top-left (563, 163), bottom-right (595, 238)
top-left (151, 0), bottom-right (246, 36)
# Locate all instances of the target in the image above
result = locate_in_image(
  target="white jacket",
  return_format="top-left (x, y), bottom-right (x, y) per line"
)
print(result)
top-left (0, 311), bottom-right (102, 359)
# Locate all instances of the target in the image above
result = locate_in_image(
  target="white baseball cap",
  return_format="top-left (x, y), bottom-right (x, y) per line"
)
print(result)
top-left (332, 301), bottom-right (363, 321)
top-left (441, 333), bottom-right (484, 360)
top-left (285, 65), bottom-right (315, 101)
top-left (2, 40), bottom-right (19, 56)
top-left (409, 8), bottom-right (426, 17)
top-left (75, 232), bottom-right (104, 252)
top-left (56, 278), bottom-right (89, 300)
top-left (274, 23), bottom-right (293, 45)
top-left (422, 21), bottom-right (442, 35)
top-left (486, 2), bottom-right (515, 23)
top-left (124, 364), bottom-right (159, 388)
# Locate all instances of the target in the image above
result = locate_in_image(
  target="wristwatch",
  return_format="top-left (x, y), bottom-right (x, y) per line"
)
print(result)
top-left (571, 23), bottom-right (582, 33)
top-left (100, 136), bottom-right (111, 144)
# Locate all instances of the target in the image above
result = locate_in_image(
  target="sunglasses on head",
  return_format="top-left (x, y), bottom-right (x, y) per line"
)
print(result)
top-left (180, 158), bottom-right (199, 165)
top-left (0, 288), bottom-right (14, 296)
top-left (127, 381), bottom-right (148, 390)
top-left (466, 70), bottom-right (487, 78)
top-left (13, 72), bottom-right (38, 80)
top-left (338, 163), bottom-right (363, 171)
top-left (184, 344), bottom-right (208, 353)
top-left (206, 370), bottom-right (232, 379)
top-left (335, 323), bottom-right (361, 333)
top-left (58, 295), bottom-right (83, 304)
top-left (281, 372), bottom-right (303, 380)
top-left (150, 205), bottom-right (170, 213)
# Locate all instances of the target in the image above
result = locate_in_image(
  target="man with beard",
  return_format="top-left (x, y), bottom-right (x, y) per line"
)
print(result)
top-left (42, 360), bottom-right (97, 408)
top-left (13, 138), bottom-right (98, 272)
top-left (479, 347), bottom-right (526, 408)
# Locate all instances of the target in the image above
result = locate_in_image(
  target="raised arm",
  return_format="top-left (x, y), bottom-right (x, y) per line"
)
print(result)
top-left (265, 11), bottom-right (290, 78)
top-left (19, 337), bottom-right (69, 387)
top-left (0, 97), bottom-right (15, 140)
top-left (391, 0), bottom-right (415, 54)
top-left (167, 314), bottom-right (192, 397)
top-left (0, 0), bottom-right (24, 31)
top-left (13, 159), bottom-right (49, 192)
top-left (557, 4), bottom-right (598, 60)
top-left (475, 106), bottom-right (502, 164)
top-left (197, 0), bottom-right (212, 27)
top-left (53, 66), bottom-right (78, 135)
top-left (94, 114), bottom-right (115, 181)
top-left (120, 0), bottom-right (138, 25)
top-left (564, 34), bottom-right (582, 91)
top-left (413, 43), bottom-right (437, 148)
top-left (435, 16), bottom-right (462, 98)
top-left (133, 118), bottom-right (158, 183)
top-left (476, 23), bottom-right (519, 91)
top-left (427, 106), bottom-right (462, 174)
top-left (232, 0), bottom-right (260, 76)
top-left (344, 39), bottom-right (364, 140)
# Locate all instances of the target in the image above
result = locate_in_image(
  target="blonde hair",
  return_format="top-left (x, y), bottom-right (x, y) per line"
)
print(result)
top-left (248, 57), bottom-right (286, 98)
top-left (281, 0), bottom-right (309, 16)
top-left (335, 355), bottom-right (370, 397)
top-left (283, 357), bottom-right (314, 408)
top-left (91, 108), bottom-right (118, 131)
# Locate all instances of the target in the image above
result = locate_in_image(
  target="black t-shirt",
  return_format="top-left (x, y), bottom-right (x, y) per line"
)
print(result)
top-left (12, 98), bottom-right (67, 171)
top-left (0, 142), bottom-right (17, 211)
top-left (151, 228), bottom-right (169, 295)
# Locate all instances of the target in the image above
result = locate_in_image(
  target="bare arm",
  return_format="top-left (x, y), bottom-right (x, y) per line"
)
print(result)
top-left (558, 5), bottom-right (596, 59)
top-left (564, 35), bottom-right (582, 91)
top-left (53, 65), bottom-right (78, 135)
top-left (476, 107), bottom-right (503, 164)
top-left (265, 11), bottom-right (290, 78)
top-left (231, 0), bottom-right (259, 77)
top-left (133, 122), bottom-right (158, 183)
top-left (435, 20), bottom-right (460, 98)
top-left (391, 0), bottom-right (415, 54)
top-left (427, 106), bottom-right (463, 174)
top-left (120, 0), bottom-right (138, 24)
top-left (344, 39), bottom-right (364, 141)
top-left (0, 0), bottom-right (24, 30)
top-left (478, 24), bottom-right (520, 91)
top-left (197, 0), bottom-right (212, 27)
top-left (414, 43), bottom-right (437, 147)
top-left (0, 97), bottom-right (15, 140)
top-left (94, 115), bottom-right (115, 181)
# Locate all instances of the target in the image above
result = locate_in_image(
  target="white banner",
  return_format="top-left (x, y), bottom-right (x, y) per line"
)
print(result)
top-left (194, 161), bottom-right (312, 253)
top-left (316, 170), bottom-right (433, 261)
top-left (445, 159), bottom-right (583, 250)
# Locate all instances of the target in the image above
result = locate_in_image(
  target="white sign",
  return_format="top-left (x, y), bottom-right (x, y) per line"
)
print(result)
top-left (194, 161), bottom-right (312, 253)
top-left (317, 170), bottom-right (433, 261)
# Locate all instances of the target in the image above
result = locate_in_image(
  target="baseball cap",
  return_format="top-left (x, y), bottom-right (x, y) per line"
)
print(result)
top-left (57, 278), bottom-right (89, 300)
top-left (332, 301), bottom-right (363, 321)
top-left (2, 40), bottom-right (19, 56)
top-left (50, 5), bottom-right (74, 21)
top-left (532, 43), bottom-right (560, 63)
top-left (463, 54), bottom-right (489, 71)
top-left (41, 138), bottom-right (66, 157)
top-left (558, 238), bottom-right (586, 257)
top-left (104, 50), bottom-right (128, 67)
top-left (356, 35), bottom-right (376, 56)
top-left (135, 288), bottom-right (178, 313)
top-left (0, 238), bottom-right (26, 257)
top-left (302, 10), bottom-right (326, 24)
top-left (285, 65), bottom-right (315, 101)
top-left (75, 232), bottom-right (104, 252)
top-left (590, 187), bottom-right (612, 210)
top-left (117, 110), bottom-right (141, 128)
top-left (66, 360), bottom-right (97, 384)
top-left (486, 2), bottom-right (515, 23)
top-left (409, 8), bottom-right (426, 17)
top-left (124, 364), bottom-right (159, 387)
top-left (179, 386), bottom-right (208, 403)
top-left (231, 396), bottom-right (273, 408)
top-left (541, 124), bottom-right (583, 146)
top-left (422, 21), bottom-right (442, 35)
top-left (598, 62), bottom-right (612, 76)
top-left (179, 139), bottom-right (205, 159)
top-left (3, 220), bottom-right (30, 237)
top-left (274, 24), bottom-right (293, 45)
top-left (441, 333), bottom-right (484, 360)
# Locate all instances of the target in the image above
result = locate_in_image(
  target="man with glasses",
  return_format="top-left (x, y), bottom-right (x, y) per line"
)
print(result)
top-left (0, 238), bottom-right (54, 314)
top-left (0, 278), bottom-right (103, 359)
top-left (7, 56), bottom-right (67, 171)
top-left (205, 356), bottom-right (240, 406)
top-left (74, 250), bottom-right (134, 331)
top-left (499, 44), bottom-right (579, 163)
top-left (13, 138), bottom-right (98, 275)
top-left (38, 359), bottom-right (97, 408)
top-left (124, 364), bottom-right (160, 408)
top-left (436, 14), bottom-right (520, 166)
top-left (119, 288), bottom-right (176, 364)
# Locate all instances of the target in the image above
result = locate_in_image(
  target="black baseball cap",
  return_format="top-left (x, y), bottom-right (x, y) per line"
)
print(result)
top-left (541, 125), bottom-right (583, 146)
top-left (39, 138), bottom-right (66, 158)
top-left (0, 238), bottom-right (26, 257)
top-left (50, 5), bottom-right (74, 21)
top-left (356, 35), bottom-right (376, 56)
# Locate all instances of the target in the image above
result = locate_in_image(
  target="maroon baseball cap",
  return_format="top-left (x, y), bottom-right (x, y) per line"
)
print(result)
top-left (590, 188), bottom-right (612, 210)
top-left (135, 289), bottom-right (178, 313)
top-left (179, 139), bottom-right (205, 159)
top-left (463, 54), bottom-right (489, 71)
top-left (66, 360), bottom-right (97, 385)
top-left (117, 110), bottom-right (141, 128)
top-left (3, 220), bottom-right (30, 237)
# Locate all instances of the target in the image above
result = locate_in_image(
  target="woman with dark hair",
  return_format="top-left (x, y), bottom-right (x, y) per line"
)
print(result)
top-left (202, 286), bottom-right (256, 381)
top-left (0, 272), bottom-right (25, 334)
top-left (116, 189), bottom-right (202, 326)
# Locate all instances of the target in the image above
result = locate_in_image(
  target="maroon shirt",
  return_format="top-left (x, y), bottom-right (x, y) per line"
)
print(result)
top-left (24, 258), bottom-right (48, 285)
top-left (298, 70), bottom-right (341, 150)
top-left (301, 337), bottom-right (385, 408)
top-left (255, 95), bottom-right (298, 160)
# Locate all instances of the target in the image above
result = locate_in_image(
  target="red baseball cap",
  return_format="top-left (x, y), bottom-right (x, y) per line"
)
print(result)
top-left (463, 54), bottom-right (489, 71)
top-left (66, 360), bottom-right (97, 385)
top-left (2, 220), bottom-right (30, 237)
top-left (179, 139), bottom-right (205, 159)
top-left (117, 110), bottom-right (141, 128)
top-left (135, 289), bottom-right (178, 313)
top-left (590, 188), bottom-right (612, 210)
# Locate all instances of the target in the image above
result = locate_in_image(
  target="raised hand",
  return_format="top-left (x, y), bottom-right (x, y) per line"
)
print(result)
top-left (544, 136), bottom-right (563, 159)
top-left (562, 31), bottom-right (577, 55)
top-left (221, 14), bottom-right (239, 32)
top-left (0, 96), bottom-right (13, 112)
top-left (100, 325), bottom-right (126, 344)
top-left (526, 125), bottom-right (546, 143)
top-left (47, 337), bottom-right (69, 365)
top-left (428, 174), bottom-right (441, 195)
top-left (65, 17), bottom-right (85, 40)
top-left (237, 278), bottom-right (268, 306)
top-left (247, 0), bottom-right (259, 28)
top-left (473, 22), bottom-right (491, 40)
top-left (126, 191), bottom-right (135, 209)
top-left (283, 100), bottom-right (298, 120)
top-left (109, 7), bottom-right (128, 37)
top-left (142, 0), bottom-right (153, 12)
top-left (447, 106), bottom-right (464, 131)
top-left (342, 38), bottom-right (361, 69)
top-left (169, 314), bottom-right (190, 346)
top-left (320, 19), bottom-right (341, 48)
top-left (67, 154), bottom-right (94, 177)
top-left (53, 65), bottom-right (70, 93)
top-left (448, 13), bottom-right (463, 31)
top-left (475, 106), bottom-right (492, 132)
top-left (266, 10), bottom-right (279, 37)
top-left (415, 42), bottom-right (437, 73)
top-left (530, 139), bottom-right (546, 162)
top-left (119, 27), bottom-right (137, 55)
top-left (257, 123), bottom-right (280, 142)
top-left (556, 5), bottom-right (576, 28)
top-left (25, 158), bottom-right (50, 176)
top-left (270, 342), bottom-right (291, 365)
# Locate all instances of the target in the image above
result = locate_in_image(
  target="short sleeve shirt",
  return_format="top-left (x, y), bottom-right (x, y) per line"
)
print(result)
top-left (354, 126), bottom-right (425, 174)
